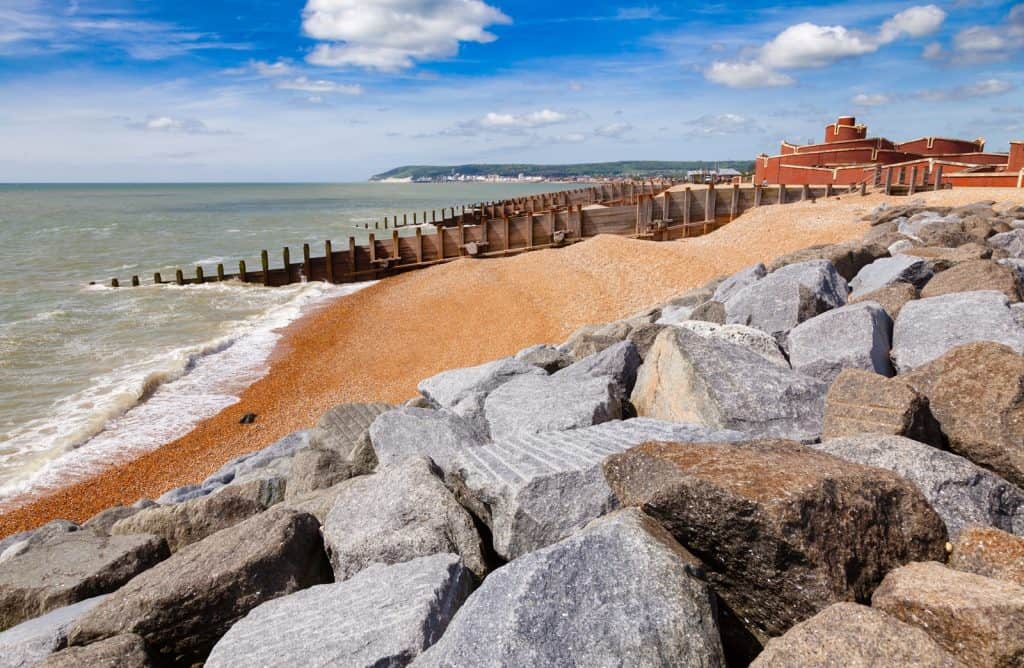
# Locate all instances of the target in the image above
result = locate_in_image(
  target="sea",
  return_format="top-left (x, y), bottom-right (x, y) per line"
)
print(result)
top-left (0, 182), bottom-right (575, 503)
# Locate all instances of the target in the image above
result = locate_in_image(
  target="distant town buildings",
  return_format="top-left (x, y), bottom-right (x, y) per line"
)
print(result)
top-left (755, 115), bottom-right (1023, 188)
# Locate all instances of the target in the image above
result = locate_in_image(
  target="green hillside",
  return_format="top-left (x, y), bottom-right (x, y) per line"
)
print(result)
top-left (370, 161), bottom-right (755, 181)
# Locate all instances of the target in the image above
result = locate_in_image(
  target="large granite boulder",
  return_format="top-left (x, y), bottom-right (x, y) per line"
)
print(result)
top-left (873, 561), bottom-right (1024, 668)
top-left (951, 525), bottom-right (1024, 587)
top-left (904, 242), bottom-right (993, 268)
top-left (625, 322), bottom-right (670, 359)
top-left (723, 260), bottom-right (848, 339)
top-left (849, 255), bottom-right (933, 300)
top-left (820, 369), bottom-right (944, 445)
top-left (110, 477), bottom-right (284, 553)
top-left (713, 262), bottom-right (766, 302)
top-left (848, 282), bottom-right (919, 319)
top-left (448, 418), bottom-right (742, 561)
top-left (921, 259), bottom-right (1021, 301)
top-left (368, 407), bottom-right (486, 473)
top-left (513, 344), bottom-right (573, 373)
top-left (990, 229), bottom-right (1024, 258)
top-left (414, 510), bottom-right (726, 667)
top-left (676, 321), bottom-right (789, 367)
top-left (786, 301), bottom-right (894, 383)
top-left (767, 240), bottom-right (890, 281)
top-left (206, 554), bottom-right (472, 668)
top-left (67, 508), bottom-right (332, 665)
top-left (0, 596), bottom-right (107, 668)
top-left (482, 342), bottom-right (640, 440)
top-left (0, 530), bottom-right (168, 631)
top-left (751, 603), bottom-right (959, 668)
top-left (630, 327), bottom-right (827, 442)
top-left (560, 320), bottom-right (634, 359)
top-left (0, 521), bottom-right (78, 564)
top-left (418, 357), bottom-right (545, 428)
top-left (83, 501), bottom-right (156, 535)
top-left (902, 342), bottom-right (1024, 488)
top-left (813, 434), bottom-right (1024, 539)
top-left (891, 291), bottom-right (1024, 371)
top-left (604, 439), bottom-right (948, 642)
top-left (40, 633), bottom-right (154, 668)
top-left (322, 457), bottom-right (486, 581)
top-left (202, 429), bottom-right (311, 490)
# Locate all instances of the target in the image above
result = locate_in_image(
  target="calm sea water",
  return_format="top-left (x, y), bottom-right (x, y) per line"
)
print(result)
top-left (0, 182), bottom-right (574, 502)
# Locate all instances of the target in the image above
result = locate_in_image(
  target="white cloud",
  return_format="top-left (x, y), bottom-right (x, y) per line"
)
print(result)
top-left (704, 61), bottom-right (794, 88)
top-left (683, 113), bottom-right (763, 137)
top-left (275, 76), bottom-right (363, 95)
top-left (478, 109), bottom-right (569, 129)
top-left (129, 115), bottom-right (227, 135)
top-left (705, 5), bottom-right (945, 88)
top-left (253, 60), bottom-right (294, 77)
top-left (558, 132), bottom-right (587, 143)
top-left (917, 78), bottom-right (1014, 101)
top-left (955, 26), bottom-right (1007, 53)
top-left (852, 93), bottom-right (891, 106)
top-left (594, 122), bottom-right (632, 138)
top-left (922, 41), bottom-right (945, 59)
top-left (301, 0), bottom-right (510, 71)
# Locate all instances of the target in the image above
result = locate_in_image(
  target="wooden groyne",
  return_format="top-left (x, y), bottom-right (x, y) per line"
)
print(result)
top-left (104, 181), bottom-right (864, 288)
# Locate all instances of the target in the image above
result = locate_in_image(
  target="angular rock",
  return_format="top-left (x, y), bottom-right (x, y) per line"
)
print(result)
top-left (40, 633), bottom-right (153, 668)
top-left (951, 525), bottom-right (1024, 587)
top-left (202, 429), bottom-right (311, 491)
top-left (849, 255), bottom-right (933, 299)
top-left (690, 299), bottom-right (726, 324)
top-left (990, 229), bottom-right (1024, 258)
top-left (813, 434), bottom-right (1024, 539)
top-left (914, 214), bottom-right (1000, 248)
top-left (111, 477), bottom-right (285, 553)
top-left (82, 502), bottom-right (156, 535)
top-left (751, 603), bottom-right (959, 668)
top-left (285, 447), bottom-right (363, 501)
top-left (891, 291), bottom-right (1024, 371)
top-left (920, 259), bottom-right (1021, 302)
top-left (552, 340), bottom-right (641, 398)
top-left (848, 281), bottom-right (919, 319)
top-left (902, 342), bottom-right (1024, 487)
top-left (0, 521), bottom-right (78, 564)
top-left (625, 322), bottom-right (670, 359)
top-left (368, 407), bottom-right (486, 473)
top-left (414, 510), bottom-right (726, 667)
top-left (677, 320), bottom-right (789, 366)
top-left (67, 508), bottom-right (332, 665)
top-left (0, 530), bottom-right (168, 631)
top-left (323, 457), bottom-right (486, 581)
top-left (873, 561), bottom-right (1024, 668)
top-left (713, 262), bottom-right (766, 302)
top-left (308, 403), bottom-right (391, 470)
top-left (417, 358), bottom-right (544, 428)
top-left (206, 554), bottom-right (472, 668)
top-left (513, 343), bottom-right (572, 373)
top-left (630, 327), bottom-right (827, 441)
top-left (604, 439), bottom-right (948, 641)
top-left (887, 239), bottom-right (915, 255)
top-left (724, 260), bottom-right (848, 339)
top-left (821, 369), bottom-right (943, 445)
top-left (483, 370), bottom-right (622, 440)
top-left (281, 479), bottom-right (351, 523)
top-left (767, 240), bottom-right (890, 281)
top-left (449, 418), bottom-right (742, 561)
top-left (786, 301), bottom-right (894, 383)
top-left (560, 321), bottom-right (634, 359)
top-left (905, 242), bottom-right (993, 268)
top-left (0, 596), bottom-right (107, 668)
top-left (898, 212), bottom-right (965, 243)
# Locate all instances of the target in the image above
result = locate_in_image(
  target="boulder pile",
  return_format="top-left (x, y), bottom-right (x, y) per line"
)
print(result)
top-left (2, 200), bottom-right (1024, 667)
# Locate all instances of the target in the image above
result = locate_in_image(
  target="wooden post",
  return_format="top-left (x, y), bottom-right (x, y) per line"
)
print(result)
top-left (261, 250), bottom-right (270, 286)
top-left (413, 212), bottom-right (417, 225)
top-left (110, 278), bottom-right (119, 288)
top-left (779, 184), bottom-right (787, 205)
top-left (502, 216), bottom-right (510, 251)
top-left (438, 227), bottom-right (445, 260)
top-left (884, 168), bottom-right (893, 195)
top-left (238, 261), bottom-right (247, 283)
top-left (683, 188), bottom-right (691, 227)
top-left (432, 210), bottom-right (436, 223)
top-left (704, 185), bottom-right (715, 234)
top-left (368, 233), bottom-right (377, 264)
top-left (196, 266), bottom-right (204, 283)
top-left (415, 227), bottom-right (423, 263)
top-left (347, 237), bottom-right (356, 277)
top-left (730, 184), bottom-right (739, 221)
top-left (458, 218), bottom-right (465, 255)
top-left (176, 269), bottom-right (185, 286)
top-left (281, 247), bottom-right (291, 284)
top-left (909, 167), bottom-right (918, 195)
top-left (131, 275), bottom-right (140, 287)
top-left (217, 263), bottom-right (225, 281)
top-left (801, 185), bottom-right (809, 201)
top-left (392, 230), bottom-right (400, 260)
top-left (753, 185), bottom-right (762, 208)
top-left (302, 244), bottom-right (310, 281)
top-left (934, 165), bottom-right (944, 191)
top-left (874, 165), bottom-right (882, 187)
top-left (403, 213), bottom-right (408, 226)
top-left (825, 183), bottom-right (834, 198)
top-left (526, 213), bottom-right (534, 248)
top-left (154, 272), bottom-right (163, 284)
top-left (422, 211), bottom-right (426, 225)
top-left (324, 240), bottom-right (335, 283)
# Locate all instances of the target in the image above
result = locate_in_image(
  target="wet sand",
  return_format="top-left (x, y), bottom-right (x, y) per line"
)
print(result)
top-left (2, 188), bottom-right (1020, 537)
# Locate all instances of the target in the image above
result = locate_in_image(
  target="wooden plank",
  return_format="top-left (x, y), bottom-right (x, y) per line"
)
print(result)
top-left (282, 247), bottom-right (291, 284)
top-left (415, 228), bottom-right (423, 262)
top-left (261, 250), bottom-right (270, 287)
top-left (368, 233), bottom-right (377, 263)
top-left (238, 261), bottom-right (247, 283)
top-left (302, 244), bottom-right (311, 281)
top-left (392, 230), bottom-right (400, 260)
top-left (347, 237), bottom-right (356, 277)
top-left (325, 240), bottom-right (335, 283)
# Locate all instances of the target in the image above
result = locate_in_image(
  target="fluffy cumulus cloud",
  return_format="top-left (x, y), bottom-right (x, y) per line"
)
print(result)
top-left (301, 0), bottom-right (511, 71)
top-left (931, 4), bottom-right (1024, 63)
top-left (705, 5), bottom-right (945, 88)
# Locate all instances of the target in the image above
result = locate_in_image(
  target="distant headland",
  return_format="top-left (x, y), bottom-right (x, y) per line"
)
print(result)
top-left (369, 161), bottom-right (756, 183)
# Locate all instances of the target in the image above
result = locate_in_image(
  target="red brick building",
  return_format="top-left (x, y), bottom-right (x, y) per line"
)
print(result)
top-left (755, 116), bottom-right (1022, 188)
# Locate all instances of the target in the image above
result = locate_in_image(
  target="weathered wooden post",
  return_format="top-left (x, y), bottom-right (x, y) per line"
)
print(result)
top-left (347, 237), bottom-right (356, 277)
top-left (154, 272), bottom-right (163, 284)
top-left (131, 275), bottom-right (140, 287)
top-left (324, 240), bottom-right (334, 283)
top-left (779, 184), bottom-right (787, 205)
top-left (392, 230), bottom-right (400, 260)
top-left (884, 168), bottom-right (893, 195)
top-left (175, 269), bottom-right (185, 286)
top-left (368, 233), bottom-right (377, 264)
top-left (825, 183), bottom-right (834, 198)
top-left (704, 183), bottom-right (715, 234)
top-left (110, 278), bottom-right (119, 288)
top-left (502, 215), bottom-right (510, 252)
top-left (730, 184), bottom-right (739, 221)
top-left (415, 227), bottom-right (423, 263)
top-left (195, 266), bottom-right (204, 283)
top-left (261, 250), bottom-right (270, 286)
top-left (683, 188), bottom-right (691, 229)
top-left (403, 213), bottom-right (408, 226)
top-left (282, 247), bottom-right (291, 284)
top-left (302, 244), bottom-right (311, 281)
top-left (238, 261), bottom-right (247, 283)
top-left (753, 185), bottom-right (762, 208)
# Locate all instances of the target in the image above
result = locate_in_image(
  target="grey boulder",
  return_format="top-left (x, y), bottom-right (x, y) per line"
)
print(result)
top-left (813, 434), bottom-right (1024, 539)
top-left (676, 321), bottom-right (789, 367)
top-left (990, 229), bottom-right (1024, 258)
top-left (207, 554), bottom-right (472, 668)
top-left (417, 357), bottom-right (545, 427)
top-left (413, 509), bottom-right (726, 668)
top-left (786, 301), bottom-right (894, 383)
top-left (322, 456), bottom-right (486, 581)
top-left (0, 530), bottom-right (168, 631)
top-left (0, 596), bottom-right (107, 668)
top-left (724, 259), bottom-right (848, 340)
top-left (630, 327), bottom-right (827, 442)
top-left (201, 429), bottom-right (311, 490)
top-left (712, 262), bottom-right (766, 303)
top-left (513, 344), bottom-right (573, 373)
top-left (891, 290), bottom-right (1024, 371)
top-left (39, 633), bottom-right (153, 668)
top-left (448, 418), bottom-right (742, 561)
top-left (67, 508), bottom-right (332, 665)
top-left (849, 254), bottom-right (934, 299)
top-left (368, 407), bottom-right (486, 473)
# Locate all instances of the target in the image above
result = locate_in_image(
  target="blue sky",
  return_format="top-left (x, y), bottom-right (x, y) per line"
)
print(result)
top-left (0, 0), bottom-right (1021, 181)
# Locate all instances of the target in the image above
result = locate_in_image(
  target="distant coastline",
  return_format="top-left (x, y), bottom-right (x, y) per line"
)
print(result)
top-left (370, 160), bottom-right (756, 183)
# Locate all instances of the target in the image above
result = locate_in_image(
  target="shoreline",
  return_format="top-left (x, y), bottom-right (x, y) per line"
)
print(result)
top-left (3, 188), bottom-right (1021, 538)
